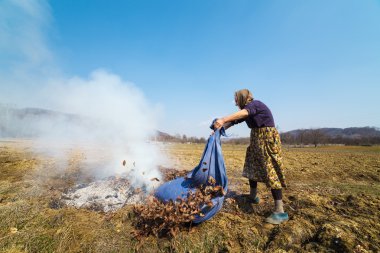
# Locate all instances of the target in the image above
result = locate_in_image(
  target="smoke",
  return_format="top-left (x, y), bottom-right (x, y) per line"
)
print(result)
top-left (0, 0), bottom-right (165, 189)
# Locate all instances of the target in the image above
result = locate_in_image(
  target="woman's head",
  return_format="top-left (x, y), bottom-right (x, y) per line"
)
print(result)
top-left (234, 89), bottom-right (253, 109)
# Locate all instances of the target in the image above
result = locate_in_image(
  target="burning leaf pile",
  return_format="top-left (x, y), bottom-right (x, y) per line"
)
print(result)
top-left (59, 167), bottom-right (187, 213)
top-left (61, 176), bottom-right (146, 212)
top-left (133, 176), bottom-right (225, 237)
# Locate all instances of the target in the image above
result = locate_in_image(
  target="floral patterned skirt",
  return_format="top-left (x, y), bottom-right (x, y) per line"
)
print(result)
top-left (242, 127), bottom-right (287, 189)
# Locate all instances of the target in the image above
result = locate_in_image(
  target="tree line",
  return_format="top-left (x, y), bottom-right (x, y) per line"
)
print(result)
top-left (155, 128), bottom-right (380, 146)
top-left (223, 128), bottom-right (380, 146)
top-left (280, 129), bottom-right (380, 147)
top-left (154, 132), bottom-right (207, 144)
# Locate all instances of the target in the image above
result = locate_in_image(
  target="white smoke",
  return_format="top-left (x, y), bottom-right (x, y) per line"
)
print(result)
top-left (0, 0), bottom-right (165, 189)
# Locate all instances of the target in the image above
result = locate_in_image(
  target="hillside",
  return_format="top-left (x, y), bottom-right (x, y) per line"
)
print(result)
top-left (1, 105), bottom-right (379, 145)
top-left (286, 127), bottom-right (380, 139)
top-left (0, 106), bottom-right (88, 138)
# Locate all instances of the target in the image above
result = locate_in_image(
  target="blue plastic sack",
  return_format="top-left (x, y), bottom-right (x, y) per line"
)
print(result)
top-left (155, 124), bottom-right (228, 224)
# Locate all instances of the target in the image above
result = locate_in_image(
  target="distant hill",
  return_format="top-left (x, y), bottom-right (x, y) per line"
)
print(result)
top-left (0, 106), bottom-right (84, 122)
top-left (154, 130), bottom-right (176, 141)
top-left (286, 127), bottom-right (380, 139)
top-left (1, 105), bottom-right (378, 145)
top-left (0, 105), bottom-right (205, 143)
top-left (0, 105), bottom-right (86, 138)
top-left (223, 127), bottom-right (380, 146)
top-left (281, 127), bottom-right (380, 146)
top-left (154, 131), bottom-right (206, 143)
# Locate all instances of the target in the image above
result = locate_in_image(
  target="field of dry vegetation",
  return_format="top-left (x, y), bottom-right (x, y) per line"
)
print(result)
top-left (0, 140), bottom-right (379, 252)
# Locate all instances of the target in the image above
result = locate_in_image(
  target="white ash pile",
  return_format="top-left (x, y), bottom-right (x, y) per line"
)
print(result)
top-left (61, 176), bottom-right (147, 212)
top-left (60, 166), bottom-right (185, 212)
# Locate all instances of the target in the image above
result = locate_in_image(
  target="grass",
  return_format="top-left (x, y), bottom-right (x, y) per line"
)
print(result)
top-left (1, 141), bottom-right (380, 252)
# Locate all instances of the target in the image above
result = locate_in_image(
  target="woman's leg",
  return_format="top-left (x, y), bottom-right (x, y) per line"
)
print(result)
top-left (249, 180), bottom-right (258, 199)
top-left (265, 188), bottom-right (288, 224)
top-left (271, 188), bottom-right (284, 213)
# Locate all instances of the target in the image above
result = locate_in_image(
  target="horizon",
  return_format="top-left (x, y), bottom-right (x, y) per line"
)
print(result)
top-left (1, 0), bottom-right (379, 138)
top-left (1, 102), bottom-right (379, 138)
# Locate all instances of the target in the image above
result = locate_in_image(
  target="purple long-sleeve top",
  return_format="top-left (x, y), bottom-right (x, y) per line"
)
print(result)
top-left (232, 100), bottom-right (275, 128)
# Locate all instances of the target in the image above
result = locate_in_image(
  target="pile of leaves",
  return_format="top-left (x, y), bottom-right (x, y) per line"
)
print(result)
top-left (133, 176), bottom-right (225, 237)
top-left (158, 166), bottom-right (188, 181)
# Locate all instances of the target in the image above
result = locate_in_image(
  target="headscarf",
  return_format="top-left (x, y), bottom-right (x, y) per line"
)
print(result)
top-left (234, 89), bottom-right (254, 109)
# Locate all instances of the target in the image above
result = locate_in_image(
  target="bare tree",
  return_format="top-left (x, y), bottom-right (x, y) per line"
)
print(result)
top-left (280, 132), bottom-right (295, 144)
top-left (308, 129), bottom-right (326, 147)
top-left (297, 129), bottom-right (307, 147)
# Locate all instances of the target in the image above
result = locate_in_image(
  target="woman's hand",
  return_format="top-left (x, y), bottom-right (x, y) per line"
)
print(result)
top-left (213, 118), bottom-right (225, 130)
top-left (211, 109), bottom-right (248, 132)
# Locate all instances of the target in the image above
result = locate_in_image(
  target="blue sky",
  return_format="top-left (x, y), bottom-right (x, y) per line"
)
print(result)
top-left (1, 0), bottom-right (380, 137)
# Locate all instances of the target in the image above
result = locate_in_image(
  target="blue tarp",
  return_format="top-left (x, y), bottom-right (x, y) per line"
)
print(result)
top-left (155, 124), bottom-right (228, 224)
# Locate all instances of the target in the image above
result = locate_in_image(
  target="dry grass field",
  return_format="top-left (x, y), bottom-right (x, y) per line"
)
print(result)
top-left (0, 140), bottom-right (379, 252)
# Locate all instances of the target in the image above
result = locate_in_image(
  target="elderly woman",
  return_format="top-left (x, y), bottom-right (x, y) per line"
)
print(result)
top-left (213, 89), bottom-right (288, 224)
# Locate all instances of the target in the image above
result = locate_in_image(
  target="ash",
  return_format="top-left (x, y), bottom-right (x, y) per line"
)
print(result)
top-left (62, 176), bottom-right (146, 212)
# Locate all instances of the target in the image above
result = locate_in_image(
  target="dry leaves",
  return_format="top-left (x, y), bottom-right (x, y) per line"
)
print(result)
top-left (133, 176), bottom-right (225, 238)
top-left (208, 176), bottom-right (216, 185)
top-left (158, 166), bottom-right (188, 181)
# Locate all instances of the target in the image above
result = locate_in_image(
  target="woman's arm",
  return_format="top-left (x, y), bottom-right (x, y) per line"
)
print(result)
top-left (223, 121), bottom-right (234, 130)
top-left (213, 109), bottom-right (249, 130)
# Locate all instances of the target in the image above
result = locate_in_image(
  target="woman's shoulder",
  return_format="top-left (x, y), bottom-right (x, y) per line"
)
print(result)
top-left (247, 99), bottom-right (263, 108)
top-left (245, 100), bottom-right (271, 113)
top-left (253, 100), bottom-right (269, 108)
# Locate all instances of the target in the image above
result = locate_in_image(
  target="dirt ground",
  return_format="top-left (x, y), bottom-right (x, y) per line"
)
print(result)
top-left (0, 140), bottom-right (379, 252)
